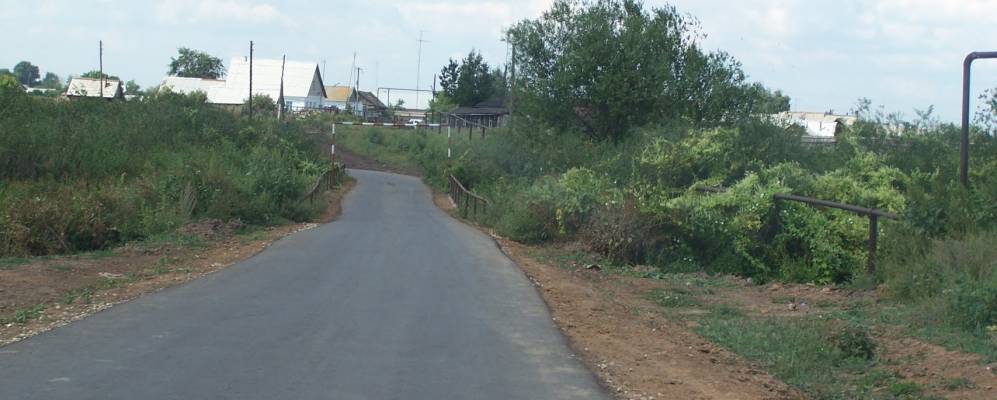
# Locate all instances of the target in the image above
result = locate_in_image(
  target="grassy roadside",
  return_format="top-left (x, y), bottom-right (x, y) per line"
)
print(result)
top-left (0, 179), bottom-right (354, 344)
top-left (335, 129), bottom-right (996, 399)
top-left (528, 245), bottom-right (996, 400)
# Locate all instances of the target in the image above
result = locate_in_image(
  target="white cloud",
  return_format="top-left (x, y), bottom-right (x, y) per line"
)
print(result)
top-left (155, 0), bottom-right (290, 25)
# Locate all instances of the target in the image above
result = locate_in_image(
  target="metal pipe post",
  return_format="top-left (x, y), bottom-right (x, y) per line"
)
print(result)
top-left (960, 51), bottom-right (997, 187)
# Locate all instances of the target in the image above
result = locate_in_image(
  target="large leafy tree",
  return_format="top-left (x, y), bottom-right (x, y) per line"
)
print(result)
top-left (439, 50), bottom-right (495, 106)
top-left (125, 80), bottom-right (141, 95)
top-left (81, 70), bottom-right (120, 80)
top-left (39, 72), bottom-right (63, 90)
top-left (508, 0), bottom-right (783, 141)
top-left (13, 61), bottom-right (40, 87)
top-left (168, 47), bottom-right (225, 79)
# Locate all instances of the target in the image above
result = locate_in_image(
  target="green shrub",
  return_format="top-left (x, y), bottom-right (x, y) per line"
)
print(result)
top-left (0, 90), bottom-right (326, 257)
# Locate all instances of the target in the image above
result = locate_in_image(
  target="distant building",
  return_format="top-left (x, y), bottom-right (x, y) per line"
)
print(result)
top-left (159, 76), bottom-right (225, 96)
top-left (160, 57), bottom-right (327, 111)
top-left (770, 111), bottom-right (856, 138)
top-left (323, 85), bottom-right (354, 111)
top-left (322, 86), bottom-right (388, 120)
top-left (357, 91), bottom-right (387, 120)
top-left (65, 78), bottom-right (124, 100)
top-left (450, 98), bottom-right (510, 128)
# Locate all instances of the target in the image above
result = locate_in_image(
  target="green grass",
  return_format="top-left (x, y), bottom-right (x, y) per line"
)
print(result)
top-left (47, 264), bottom-right (72, 272)
top-left (0, 304), bottom-right (46, 325)
top-left (646, 288), bottom-right (701, 308)
top-left (941, 377), bottom-right (975, 391)
top-left (0, 257), bottom-right (31, 270)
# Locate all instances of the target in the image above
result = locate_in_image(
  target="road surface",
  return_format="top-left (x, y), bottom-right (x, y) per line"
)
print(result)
top-left (0, 170), bottom-right (606, 400)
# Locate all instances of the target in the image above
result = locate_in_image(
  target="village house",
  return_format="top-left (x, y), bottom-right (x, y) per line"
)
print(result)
top-left (322, 86), bottom-right (388, 120)
top-left (160, 57), bottom-right (327, 111)
top-left (65, 77), bottom-right (125, 100)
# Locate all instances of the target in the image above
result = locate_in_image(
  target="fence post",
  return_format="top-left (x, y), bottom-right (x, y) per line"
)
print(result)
top-left (867, 215), bottom-right (879, 275)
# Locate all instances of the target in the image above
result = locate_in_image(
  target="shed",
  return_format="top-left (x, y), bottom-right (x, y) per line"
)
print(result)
top-left (450, 98), bottom-right (509, 128)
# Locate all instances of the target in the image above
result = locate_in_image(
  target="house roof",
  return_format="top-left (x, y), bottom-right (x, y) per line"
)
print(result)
top-left (160, 76), bottom-right (225, 95)
top-left (66, 78), bottom-right (123, 99)
top-left (325, 85), bottom-right (353, 102)
top-left (452, 98), bottom-right (509, 116)
top-left (357, 91), bottom-right (387, 109)
top-left (770, 111), bottom-right (857, 138)
top-left (207, 58), bottom-right (326, 105)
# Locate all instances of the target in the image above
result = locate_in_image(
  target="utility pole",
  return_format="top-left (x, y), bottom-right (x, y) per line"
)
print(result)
top-left (248, 41), bottom-right (254, 120)
top-left (509, 36), bottom-right (516, 125)
top-left (322, 59), bottom-right (327, 82)
top-left (415, 31), bottom-right (428, 109)
top-left (99, 40), bottom-right (104, 98)
top-left (355, 67), bottom-right (362, 117)
top-left (278, 55), bottom-right (286, 120)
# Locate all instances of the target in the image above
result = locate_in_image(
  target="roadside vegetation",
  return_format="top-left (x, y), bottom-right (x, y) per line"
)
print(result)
top-left (335, 0), bottom-right (997, 397)
top-left (0, 85), bottom-right (333, 258)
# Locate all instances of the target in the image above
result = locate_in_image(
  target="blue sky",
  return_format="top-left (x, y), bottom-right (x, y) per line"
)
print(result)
top-left (2, 0), bottom-right (995, 120)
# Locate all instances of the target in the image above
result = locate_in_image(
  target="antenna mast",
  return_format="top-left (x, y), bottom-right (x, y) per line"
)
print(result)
top-left (415, 31), bottom-right (428, 109)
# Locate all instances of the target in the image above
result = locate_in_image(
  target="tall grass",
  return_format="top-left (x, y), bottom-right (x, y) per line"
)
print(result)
top-left (0, 87), bottom-right (328, 257)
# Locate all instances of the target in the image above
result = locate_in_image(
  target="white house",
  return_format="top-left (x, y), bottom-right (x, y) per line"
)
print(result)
top-left (210, 58), bottom-right (326, 110)
top-left (160, 57), bottom-right (327, 111)
top-left (65, 77), bottom-right (124, 100)
top-left (771, 111), bottom-right (857, 138)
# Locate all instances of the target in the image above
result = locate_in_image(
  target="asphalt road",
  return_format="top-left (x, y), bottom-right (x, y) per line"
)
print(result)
top-left (0, 170), bottom-right (606, 400)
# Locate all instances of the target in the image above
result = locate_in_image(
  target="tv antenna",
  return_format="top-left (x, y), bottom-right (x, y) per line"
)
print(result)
top-left (415, 31), bottom-right (429, 109)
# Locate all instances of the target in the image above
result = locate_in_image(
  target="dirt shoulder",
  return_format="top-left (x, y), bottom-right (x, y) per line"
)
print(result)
top-left (0, 180), bottom-right (355, 347)
top-left (434, 189), bottom-right (996, 399)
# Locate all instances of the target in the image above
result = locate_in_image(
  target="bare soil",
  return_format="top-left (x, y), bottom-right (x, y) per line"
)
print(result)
top-left (495, 238), bottom-right (801, 400)
top-left (0, 183), bottom-right (354, 347)
top-left (336, 147), bottom-right (422, 176)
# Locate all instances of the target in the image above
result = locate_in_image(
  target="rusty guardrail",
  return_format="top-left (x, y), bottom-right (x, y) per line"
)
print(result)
top-left (695, 186), bottom-right (899, 274)
top-left (304, 163), bottom-right (345, 204)
top-left (448, 174), bottom-right (489, 218)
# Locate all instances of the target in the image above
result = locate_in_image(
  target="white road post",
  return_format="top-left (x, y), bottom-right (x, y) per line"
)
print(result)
top-left (447, 125), bottom-right (452, 159)
top-left (331, 123), bottom-right (337, 163)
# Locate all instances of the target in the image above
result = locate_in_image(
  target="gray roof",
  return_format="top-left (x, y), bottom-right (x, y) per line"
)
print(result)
top-left (209, 57), bottom-right (326, 105)
top-left (66, 78), bottom-right (123, 99)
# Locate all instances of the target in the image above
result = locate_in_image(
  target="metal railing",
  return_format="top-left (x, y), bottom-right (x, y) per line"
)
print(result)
top-left (448, 174), bottom-right (489, 218)
top-left (695, 186), bottom-right (899, 274)
top-left (304, 163), bottom-right (345, 203)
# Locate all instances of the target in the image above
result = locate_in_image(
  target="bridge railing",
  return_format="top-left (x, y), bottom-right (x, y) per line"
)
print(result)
top-left (448, 174), bottom-right (489, 219)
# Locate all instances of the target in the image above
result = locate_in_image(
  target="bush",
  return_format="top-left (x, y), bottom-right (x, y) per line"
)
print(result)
top-left (583, 200), bottom-right (671, 265)
top-left (0, 90), bottom-right (327, 257)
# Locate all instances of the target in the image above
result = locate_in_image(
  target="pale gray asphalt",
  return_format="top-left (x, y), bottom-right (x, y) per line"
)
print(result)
top-left (0, 169), bottom-right (606, 400)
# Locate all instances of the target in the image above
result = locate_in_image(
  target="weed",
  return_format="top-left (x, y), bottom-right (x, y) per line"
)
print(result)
top-left (941, 377), bottom-right (975, 391)
top-left (0, 304), bottom-right (46, 325)
top-left (47, 264), bottom-right (73, 272)
top-left (887, 381), bottom-right (923, 397)
top-left (830, 324), bottom-right (877, 361)
top-left (646, 288), bottom-right (700, 308)
top-left (0, 258), bottom-right (30, 270)
top-left (62, 288), bottom-right (93, 304)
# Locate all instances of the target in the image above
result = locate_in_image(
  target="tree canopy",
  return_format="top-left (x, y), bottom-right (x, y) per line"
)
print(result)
top-left (507, 0), bottom-right (789, 141)
top-left (13, 61), bottom-right (40, 87)
top-left (169, 47), bottom-right (225, 79)
top-left (39, 72), bottom-right (63, 90)
top-left (439, 50), bottom-right (496, 106)
top-left (81, 70), bottom-right (120, 81)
